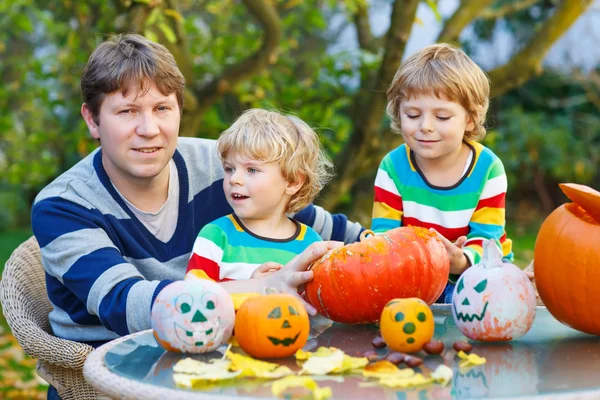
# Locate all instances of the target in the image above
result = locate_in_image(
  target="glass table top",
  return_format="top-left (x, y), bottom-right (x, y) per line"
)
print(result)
top-left (104, 306), bottom-right (600, 399)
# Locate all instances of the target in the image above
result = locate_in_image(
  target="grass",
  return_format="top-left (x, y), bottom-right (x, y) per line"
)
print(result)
top-left (0, 228), bottom-right (47, 399)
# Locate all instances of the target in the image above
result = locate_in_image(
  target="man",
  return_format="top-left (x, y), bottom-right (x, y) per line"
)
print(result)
top-left (31, 33), bottom-right (362, 348)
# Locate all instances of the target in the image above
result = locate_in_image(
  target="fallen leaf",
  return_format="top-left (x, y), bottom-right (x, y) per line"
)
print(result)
top-left (271, 376), bottom-right (332, 400)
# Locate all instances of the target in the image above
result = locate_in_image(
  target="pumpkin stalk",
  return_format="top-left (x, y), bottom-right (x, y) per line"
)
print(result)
top-left (481, 239), bottom-right (503, 269)
top-left (559, 183), bottom-right (600, 224)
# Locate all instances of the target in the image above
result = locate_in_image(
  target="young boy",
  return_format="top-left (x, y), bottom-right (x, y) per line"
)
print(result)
top-left (373, 43), bottom-right (513, 302)
top-left (186, 109), bottom-right (333, 281)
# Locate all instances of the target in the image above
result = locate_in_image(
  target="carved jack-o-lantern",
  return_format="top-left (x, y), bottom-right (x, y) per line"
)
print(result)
top-left (151, 280), bottom-right (235, 353)
top-left (379, 298), bottom-right (434, 353)
top-left (234, 294), bottom-right (309, 358)
top-left (452, 240), bottom-right (536, 341)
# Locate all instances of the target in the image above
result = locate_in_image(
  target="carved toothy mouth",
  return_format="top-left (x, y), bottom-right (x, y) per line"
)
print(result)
top-left (267, 332), bottom-right (300, 347)
top-left (454, 302), bottom-right (489, 323)
top-left (174, 317), bottom-right (220, 347)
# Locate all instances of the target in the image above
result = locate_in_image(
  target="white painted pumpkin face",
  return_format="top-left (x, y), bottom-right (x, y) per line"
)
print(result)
top-left (452, 241), bottom-right (537, 341)
top-left (151, 280), bottom-right (235, 353)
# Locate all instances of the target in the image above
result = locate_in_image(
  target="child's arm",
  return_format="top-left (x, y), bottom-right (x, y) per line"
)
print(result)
top-left (186, 224), bottom-right (226, 281)
top-left (371, 155), bottom-right (403, 232)
top-left (463, 159), bottom-right (513, 266)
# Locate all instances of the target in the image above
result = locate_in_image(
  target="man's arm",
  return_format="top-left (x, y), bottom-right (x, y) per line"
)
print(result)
top-left (293, 204), bottom-right (364, 244)
top-left (32, 197), bottom-right (172, 337)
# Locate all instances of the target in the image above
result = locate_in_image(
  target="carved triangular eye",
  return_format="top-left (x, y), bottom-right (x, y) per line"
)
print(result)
top-left (474, 279), bottom-right (488, 293)
top-left (457, 278), bottom-right (465, 294)
top-left (268, 307), bottom-right (282, 319)
top-left (288, 306), bottom-right (298, 316)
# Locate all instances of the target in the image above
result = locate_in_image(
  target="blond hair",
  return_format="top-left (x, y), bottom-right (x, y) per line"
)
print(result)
top-left (217, 109), bottom-right (333, 213)
top-left (386, 43), bottom-right (490, 141)
top-left (81, 34), bottom-right (185, 125)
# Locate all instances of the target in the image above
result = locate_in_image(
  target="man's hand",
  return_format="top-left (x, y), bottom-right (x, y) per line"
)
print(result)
top-left (429, 228), bottom-right (469, 275)
top-left (250, 262), bottom-right (282, 278)
top-left (262, 240), bottom-right (344, 315)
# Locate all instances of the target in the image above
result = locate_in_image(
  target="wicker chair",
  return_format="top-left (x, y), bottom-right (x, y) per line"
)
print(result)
top-left (0, 236), bottom-right (102, 399)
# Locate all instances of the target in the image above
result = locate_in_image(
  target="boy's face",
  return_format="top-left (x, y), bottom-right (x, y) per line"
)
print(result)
top-left (82, 82), bottom-right (180, 190)
top-left (399, 94), bottom-right (474, 164)
top-left (221, 152), bottom-right (300, 223)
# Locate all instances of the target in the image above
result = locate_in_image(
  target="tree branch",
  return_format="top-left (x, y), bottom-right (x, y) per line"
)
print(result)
top-left (319, 0), bottom-right (419, 209)
top-left (437, 0), bottom-right (495, 44)
top-left (189, 0), bottom-right (282, 120)
top-left (488, 0), bottom-right (593, 98)
top-left (480, 0), bottom-right (542, 20)
top-left (353, 2), bottom-right (378, 53)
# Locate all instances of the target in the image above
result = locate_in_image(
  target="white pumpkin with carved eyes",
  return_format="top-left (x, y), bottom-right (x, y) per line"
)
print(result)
top-left (151, 280), bottom-right (235, 353)
top-left (452, 240), bottom-right (536, 341)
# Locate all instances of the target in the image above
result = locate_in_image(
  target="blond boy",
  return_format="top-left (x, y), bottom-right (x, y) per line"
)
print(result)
top-left (373, 43), bottom-right (513, 302)
top-left (187, 109), bottom-right (334, 281)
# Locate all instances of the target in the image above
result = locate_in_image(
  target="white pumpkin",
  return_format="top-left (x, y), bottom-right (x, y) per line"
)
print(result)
top-left (451, 240), bottom-right (536, 341)
top-left (151, 280), bottom-right (235, 353)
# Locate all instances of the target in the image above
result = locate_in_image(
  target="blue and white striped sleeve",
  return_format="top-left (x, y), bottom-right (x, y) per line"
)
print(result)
top-left (293, 204), bottom-right (365, 244)
top-left (32, 197), bottom-right (172, 336)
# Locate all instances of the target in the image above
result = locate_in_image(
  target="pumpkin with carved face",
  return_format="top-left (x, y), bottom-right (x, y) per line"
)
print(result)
top-left (379, 298), bottom-right (434, 353)
top-left (151, 280), bottom-right (235, 353)
top-left (234, 294), bottom-right (309, 358)
top-left (452, 240), bottom-right (536, 341)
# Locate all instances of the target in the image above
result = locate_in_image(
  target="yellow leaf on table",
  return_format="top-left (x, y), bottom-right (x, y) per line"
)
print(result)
top-left (362, 361), bottom-right (415, 379)
top-left (172, 357), bottom-right (240, 385)
top-left (431, 364), bottom-right (453, 386)
top-left (271, 376), bottom-right (332, 400)
top-left (226, 350), bottom-right (293, 378)
top-left (457, 350), bottom-right (487, 371)
top-left (297, 347), bottom-right (367, 375)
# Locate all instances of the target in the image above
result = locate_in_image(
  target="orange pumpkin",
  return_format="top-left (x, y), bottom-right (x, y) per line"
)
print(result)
top-left (234, 294), bottom-right (309, 358)
top-left (305, 226), bottom-right (449, 324)
top-left (534, 183), bottom-right (600, 335)
top-left (379, 298), bottom-right (434, 353)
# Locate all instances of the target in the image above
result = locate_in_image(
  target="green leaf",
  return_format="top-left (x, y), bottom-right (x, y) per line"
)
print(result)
top-left (144, 29), bottom-right (158, 43)
top-left (425, 0), bottom-right (442, 22)
top-left (158, 22), bottom-right (177, 43)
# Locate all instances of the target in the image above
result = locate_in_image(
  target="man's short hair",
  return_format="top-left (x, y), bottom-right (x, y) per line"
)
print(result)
top-left (81, 33), bottom-right (185, 125)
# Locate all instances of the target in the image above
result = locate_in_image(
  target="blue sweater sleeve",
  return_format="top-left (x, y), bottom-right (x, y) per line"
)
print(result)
top-left (32, 197), bottom-right (171, 337)
top-left (294, 204), bottom-right (364, 244)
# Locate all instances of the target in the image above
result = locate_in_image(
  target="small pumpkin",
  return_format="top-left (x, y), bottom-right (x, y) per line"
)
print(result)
top-left (151, 280), bottom-right (235, 353)
top-left (379, 298), bottom-right (434, 353)
top-left (534, 183), bottom-right (600, 335)
top-left (305, 226), bottom-right (449, 324)
top-left (452, 240), bottom-right (536, 341)
top-left (234, 294), bottom-right (309, 358)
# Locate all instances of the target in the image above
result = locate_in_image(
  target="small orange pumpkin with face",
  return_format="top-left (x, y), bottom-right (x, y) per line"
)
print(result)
top-left (380, 298), bottom-right (434, 353)
top-left (234, 294), bottom-right (309, 358)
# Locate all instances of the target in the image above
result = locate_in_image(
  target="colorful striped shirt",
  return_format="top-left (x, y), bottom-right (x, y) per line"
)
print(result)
top-left (372, 141), bottom-right (513, 267)
top-left (31, 137), bottom-right (364, 345)
top-left (186, 214), bottom-right (322, 281)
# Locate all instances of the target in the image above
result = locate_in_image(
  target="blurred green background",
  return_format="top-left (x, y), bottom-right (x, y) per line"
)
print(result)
top-left (1, 0), bottom-right (599, 396)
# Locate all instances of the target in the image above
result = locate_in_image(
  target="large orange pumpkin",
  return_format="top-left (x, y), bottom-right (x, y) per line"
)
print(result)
top-left (305, 226), bottom-right (449, 324)
top-left (534, 183), bottom-right (600, 335)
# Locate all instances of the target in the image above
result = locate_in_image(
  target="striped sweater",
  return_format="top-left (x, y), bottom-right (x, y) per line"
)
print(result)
top-left (372, 141), bottom-right (513, 267)
top-left (186, 214), bottom-right (322, 281)
top-left (31, 137), bottom-right (363, 344)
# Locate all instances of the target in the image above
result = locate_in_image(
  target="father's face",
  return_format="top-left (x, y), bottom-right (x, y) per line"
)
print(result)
top-left (82, 83), bottom-right (180, 188)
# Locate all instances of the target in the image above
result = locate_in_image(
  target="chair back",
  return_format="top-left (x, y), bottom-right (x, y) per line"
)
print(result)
top-left (0, 236), bottom-right (99, 399)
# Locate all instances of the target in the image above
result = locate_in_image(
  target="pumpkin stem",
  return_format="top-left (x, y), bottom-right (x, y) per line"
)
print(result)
top-left (481, 239), bottom-right (503, 269)
top-left (559, 183), bottom-right (600, 224)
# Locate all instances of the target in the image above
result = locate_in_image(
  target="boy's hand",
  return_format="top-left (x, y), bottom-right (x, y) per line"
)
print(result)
top-left (429, 228), bottom-right (469, 275)
top-left (251, 262), bottom-right (283, 278)
top-left (262, 240), bottom-right (344, 315)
